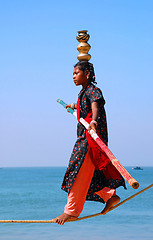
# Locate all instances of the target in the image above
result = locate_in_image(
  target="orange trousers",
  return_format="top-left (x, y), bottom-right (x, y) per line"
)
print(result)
top-left (64, 150), bottom-right (116, 217)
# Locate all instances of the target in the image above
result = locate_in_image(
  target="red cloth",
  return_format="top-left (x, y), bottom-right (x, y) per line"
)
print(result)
top-left (85, 116), bottom-right (111, 170)
top-left (77, 99), bottom-right (122, 180)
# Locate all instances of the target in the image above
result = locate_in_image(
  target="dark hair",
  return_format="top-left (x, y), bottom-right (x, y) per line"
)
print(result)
top-left (74, 61), bottom-right (97, 84)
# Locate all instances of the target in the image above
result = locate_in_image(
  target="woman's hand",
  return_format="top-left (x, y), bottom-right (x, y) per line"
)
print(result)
top-left (65, 104), bottom-right (72, 109)
top-left (65, 103), bottom-right (76, 112)
top-left (88, 121), bottom-right (97, 133)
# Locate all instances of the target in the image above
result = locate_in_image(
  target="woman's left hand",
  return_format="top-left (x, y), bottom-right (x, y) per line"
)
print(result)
top-left (88, 122), bottom-right (97, 133)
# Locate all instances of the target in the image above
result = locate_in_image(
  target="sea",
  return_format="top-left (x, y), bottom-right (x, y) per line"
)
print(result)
top-left (0, 167), bottom-right (152, 240)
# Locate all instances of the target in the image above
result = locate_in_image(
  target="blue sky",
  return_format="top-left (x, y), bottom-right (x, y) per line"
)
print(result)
top-left (0, 0), bottom-right (153, 167)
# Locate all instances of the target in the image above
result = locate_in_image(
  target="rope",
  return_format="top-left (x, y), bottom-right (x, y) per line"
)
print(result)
top-left (72, 183), bottom-right (153, 222)
top-left (0, 184), bottom-right (152, 223)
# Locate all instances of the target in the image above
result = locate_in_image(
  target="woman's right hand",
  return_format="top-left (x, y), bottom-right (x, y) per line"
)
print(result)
top-left (66, 103), bottom-right (76, 111)
top-left (65, 104), bottom-right (72, 109)
top-left (65, 104), bottom-right (74, 113)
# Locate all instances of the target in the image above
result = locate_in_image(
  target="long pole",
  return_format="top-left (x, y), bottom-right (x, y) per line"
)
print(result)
top-left (57, 99), bottom-right (139, 189)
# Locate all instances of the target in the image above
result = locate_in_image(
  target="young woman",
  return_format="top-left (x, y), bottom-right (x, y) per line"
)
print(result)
top-left (52, 61), bottom-right (126, 225)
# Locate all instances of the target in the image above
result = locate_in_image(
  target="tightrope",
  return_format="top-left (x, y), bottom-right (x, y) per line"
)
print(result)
top-left (0, 184), bottom-right (152, 223)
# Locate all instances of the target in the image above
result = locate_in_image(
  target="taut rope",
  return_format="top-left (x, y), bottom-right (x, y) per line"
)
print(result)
top-left (0, 184), bottom-right (152, 223)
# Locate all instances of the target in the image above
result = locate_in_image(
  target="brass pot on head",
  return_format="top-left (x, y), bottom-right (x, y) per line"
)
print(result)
top-left (76, 30), bottom-right (91, 61)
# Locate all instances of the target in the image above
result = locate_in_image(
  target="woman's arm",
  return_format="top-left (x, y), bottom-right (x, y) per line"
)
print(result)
top-left (88, 101), bottom-right (98, 132)
top-left (91, 101), bottom-right (98, 121)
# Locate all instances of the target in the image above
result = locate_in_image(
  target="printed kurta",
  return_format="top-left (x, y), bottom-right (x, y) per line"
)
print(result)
top-left (61, 83), bottom-right (126, 203)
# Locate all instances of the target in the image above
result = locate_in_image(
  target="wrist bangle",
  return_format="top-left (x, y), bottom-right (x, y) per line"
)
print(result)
top-left (90, 120), bottom-right (97, 126)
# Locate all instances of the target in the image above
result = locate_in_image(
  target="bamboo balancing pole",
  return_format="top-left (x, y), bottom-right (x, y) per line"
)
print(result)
top-left (0, 184), bottom-right (152, 223)
top-left (57, 99), bottom-right (139, 189)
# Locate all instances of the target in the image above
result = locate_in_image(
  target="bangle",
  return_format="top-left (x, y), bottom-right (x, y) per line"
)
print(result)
top-left (90, 120), bottom-right (97, 126)
top-left (71, 103), bottom-right (75, 109)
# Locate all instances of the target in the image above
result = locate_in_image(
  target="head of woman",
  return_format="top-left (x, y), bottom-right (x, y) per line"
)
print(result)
top-left (73, 61), bottom-right (96, 88)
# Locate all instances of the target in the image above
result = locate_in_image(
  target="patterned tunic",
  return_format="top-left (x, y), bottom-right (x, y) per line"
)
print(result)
top-left (61, 83), bottom-right (126, 203)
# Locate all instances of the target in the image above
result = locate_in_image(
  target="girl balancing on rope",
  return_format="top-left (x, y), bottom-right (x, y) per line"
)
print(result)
top-left (52, 61), bottom-right (126, 225)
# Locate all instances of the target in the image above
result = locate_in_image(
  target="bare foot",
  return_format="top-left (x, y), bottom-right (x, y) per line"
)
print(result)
top-left (52, 213), bottom-right (77, 225)
top-left (101, 195), bottom-right (120, 215)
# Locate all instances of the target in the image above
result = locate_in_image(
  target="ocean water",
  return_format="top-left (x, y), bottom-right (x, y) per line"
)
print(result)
top-left (0, 167), bottom-right (153, 240)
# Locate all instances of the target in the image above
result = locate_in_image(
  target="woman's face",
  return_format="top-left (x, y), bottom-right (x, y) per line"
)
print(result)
top-left (73, 67), bottom-right (88, 88)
